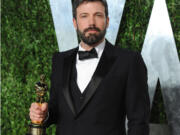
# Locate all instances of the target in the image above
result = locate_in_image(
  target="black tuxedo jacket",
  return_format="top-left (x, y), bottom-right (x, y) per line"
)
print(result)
top-left (45, 41), bottom-right (150, 135)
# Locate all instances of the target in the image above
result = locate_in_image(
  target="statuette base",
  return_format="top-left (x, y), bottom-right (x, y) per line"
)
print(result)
top-left (26, 123), bottom-right (46, 135)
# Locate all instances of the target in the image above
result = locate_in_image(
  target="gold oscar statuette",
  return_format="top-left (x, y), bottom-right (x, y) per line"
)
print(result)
top-left (26, 75), bottom-right (48, 135)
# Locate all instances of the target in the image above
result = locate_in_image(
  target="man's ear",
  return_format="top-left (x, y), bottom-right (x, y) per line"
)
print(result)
top-left (106, 17), bottom-right (109, 28)
top-left (73, 18), bottom-right (77, 30)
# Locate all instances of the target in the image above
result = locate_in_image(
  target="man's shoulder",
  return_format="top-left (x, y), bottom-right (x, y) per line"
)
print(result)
top-left (110, 46), bottom-right (145, 70)
top-left (106, 40), bottom-right (139, 57)
top-left (109, 44), bottom-right (140, 59)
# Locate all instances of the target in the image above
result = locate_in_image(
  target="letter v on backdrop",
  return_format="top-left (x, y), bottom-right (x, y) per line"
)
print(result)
top-left (49, 0), bottom-right (180, 134)
top-left (141, 0), bottom-right (180, 134)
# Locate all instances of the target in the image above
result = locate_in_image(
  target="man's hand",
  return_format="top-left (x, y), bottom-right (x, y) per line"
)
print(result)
top-left (29, 102), bottom-right (48, 123)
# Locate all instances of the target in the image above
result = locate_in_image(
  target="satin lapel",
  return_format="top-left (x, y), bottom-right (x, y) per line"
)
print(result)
top-left (77, 41), bottom-right (117, 115)
top-left (62, 48), bottom-right (78, 116)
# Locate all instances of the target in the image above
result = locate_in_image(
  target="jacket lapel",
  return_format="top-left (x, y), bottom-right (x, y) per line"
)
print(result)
top-left (77, 41), bottom-right (117, 116)
top-left (62, 48), bottom-right (78, 116)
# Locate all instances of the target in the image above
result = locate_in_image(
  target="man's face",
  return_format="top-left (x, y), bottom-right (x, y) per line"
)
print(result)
top-left (73, 1), bottom-right (109, 46)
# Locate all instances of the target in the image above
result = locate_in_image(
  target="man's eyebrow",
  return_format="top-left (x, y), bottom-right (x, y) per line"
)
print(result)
top-left (79, 13), bottom-right (88, 15)
top-left (80, 12), bottom-right (104, 15)
top-left (95, 12), bottom-right (104, 15)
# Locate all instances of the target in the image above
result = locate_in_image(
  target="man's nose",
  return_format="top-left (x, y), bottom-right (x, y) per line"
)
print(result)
top-left (88, 16), bottom-right (96, 26)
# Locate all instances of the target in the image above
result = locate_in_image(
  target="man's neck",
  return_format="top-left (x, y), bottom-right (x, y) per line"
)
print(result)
top-left (80, 38), bottom-right (105, 51)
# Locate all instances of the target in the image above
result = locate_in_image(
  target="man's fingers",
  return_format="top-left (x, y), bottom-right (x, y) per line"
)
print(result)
top-left (30, 114), bottom-right (44, 122)
top-left (30, 103), bottom-right (41, 111)
top-left (29, 110), bottom-right (45, 118)
top-left (29, 102), bottom-right (48, 122)
top-left (29, 110), bottom-right (46, 122)
top-left (29, 106), bottom-right (43, 115)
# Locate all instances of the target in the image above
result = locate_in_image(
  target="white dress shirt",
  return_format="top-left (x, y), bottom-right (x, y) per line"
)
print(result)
top-left (76, 40), bottom-right (106, 93)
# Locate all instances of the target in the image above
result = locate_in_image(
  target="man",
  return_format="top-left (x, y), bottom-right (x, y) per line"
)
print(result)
top-left (29, 0), bottom-right (150, 135)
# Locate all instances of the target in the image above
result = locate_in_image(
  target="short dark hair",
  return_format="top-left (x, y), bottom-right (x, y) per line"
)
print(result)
top-left (72, 0), bottom-right (109, 19)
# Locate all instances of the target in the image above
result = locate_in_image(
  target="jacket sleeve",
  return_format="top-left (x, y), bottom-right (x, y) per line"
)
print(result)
top-left (44, 52), bottom-right (61, 127)
top-left (126, 52), bottom-right (150, 135)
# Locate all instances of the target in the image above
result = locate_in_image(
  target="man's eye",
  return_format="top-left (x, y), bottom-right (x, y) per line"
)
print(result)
top-left (96, 14), bottom-right (103, 17)
top-left (81, 15), bottom-right (87, 18)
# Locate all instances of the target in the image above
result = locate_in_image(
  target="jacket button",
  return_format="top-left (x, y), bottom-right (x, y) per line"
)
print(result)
top-left (80, 96), bottom-right (84, 100)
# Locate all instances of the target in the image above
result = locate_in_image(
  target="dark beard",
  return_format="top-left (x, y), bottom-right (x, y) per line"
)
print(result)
top-left (77, 26), bottom-right (106, 46)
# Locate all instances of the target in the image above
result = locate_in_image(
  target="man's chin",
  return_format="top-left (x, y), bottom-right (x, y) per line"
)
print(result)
top-left (83, 38), bottom-right (103, 46)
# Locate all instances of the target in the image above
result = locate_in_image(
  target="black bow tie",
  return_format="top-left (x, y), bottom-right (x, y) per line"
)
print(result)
top-left (78, 48), bottom-right (98, 60)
